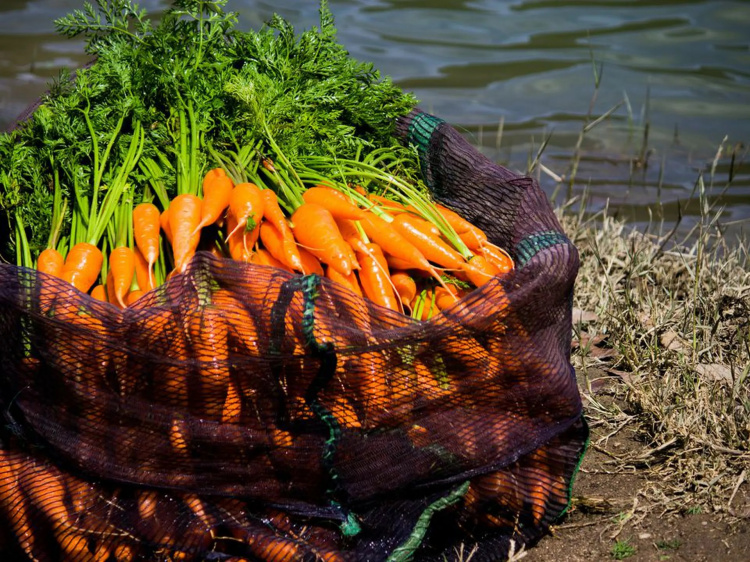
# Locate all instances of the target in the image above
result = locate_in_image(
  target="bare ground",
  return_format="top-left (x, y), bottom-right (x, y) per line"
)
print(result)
top-left (525, 375), bottom-right (750, 562)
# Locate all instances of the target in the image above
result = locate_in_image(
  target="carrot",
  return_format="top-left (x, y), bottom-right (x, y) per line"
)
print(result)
top-left (435, 203), bottom-right (474, 234)
top-left (359, 211), bottom-right (432, 273)
top-left (133, 202), bottom-right (161, 286)
top-left (90, 284), bottom-right (108, 302)
top-left (226, 183), bottom-right (265, 248)
top-left (302, 186), bottom-right (365, 220)
top-left (61, 242), bottom-right (103, 293)
top-left (261, 189), bottom-right (303, 269)
top-left (297, 246), bottom-right (324, 276)
top-left (0, 450), bottom-right (36, 559)
top-left (480, 244), bottom-right (514, 274)
top-left (134, 246), bottom-right (156, 292)
top-left (222, 379), bottom-right (242, 424)
top-left (291, 203), bottom-right (354, 276)
top-left (249, 534), bottom-right (300, 562)
top-left (160, 207), bottom-right (173, 245)
top-left (368, 193), bottom-right (411, 214)
top-left (169, 193), bottom-right (203, 272)
top-left (106, 270), bottom-right (123, 309)
top-left (225, 211), bottom-right (257, 262)
top-left (109, 246), bottom-right (136, 307)
top-left (37, 248), bottom-right (64, 277)
top-left (391, 213), bottom-right (465, 270)
top-left (356, 243), bottom-right (400, 312)
top-left (260, 222), bottom-right (304, 272)
top-left (326, 265), bottom-right (362, 297)
top-left (125, 289), bottom-right (145, 306)
top-left (251, 248), bottom-right (293, 272)
top-left (390, 271), bottom-right (417, 308)
top-left (194, 168), bottom-right (235, 234)
top-left (458, 223), bottom-right (487, 251)
top-left (461, 254), bottom-right (500, 287)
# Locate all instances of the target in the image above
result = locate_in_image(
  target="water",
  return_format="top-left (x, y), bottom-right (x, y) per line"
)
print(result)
top-left (1, 0), bottom-right (748, 244)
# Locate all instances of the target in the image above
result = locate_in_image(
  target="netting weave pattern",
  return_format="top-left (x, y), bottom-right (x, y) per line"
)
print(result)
top-left (0, 109), bottom-right (587, 561)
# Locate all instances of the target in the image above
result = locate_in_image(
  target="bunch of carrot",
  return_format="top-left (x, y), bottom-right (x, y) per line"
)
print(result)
top-left (30, 164), bottom-right (513, 318)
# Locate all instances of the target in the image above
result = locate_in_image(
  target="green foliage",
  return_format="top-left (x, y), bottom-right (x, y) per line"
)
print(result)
top-left (0, 0), bottom-right (417, 261)
top-left (611, 539), bottom-right (636, 560)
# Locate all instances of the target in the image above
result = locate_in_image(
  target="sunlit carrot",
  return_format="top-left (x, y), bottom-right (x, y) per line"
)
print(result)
top-left (90, 284), bottom-right (108, 302)
top-left (109, 246), bottom-right (136, 307)
top-left (356, 243), bottom-right (399, 312)
top-left (225, 211), bottom-right (257, 262)
top-left (160, 207), bottom-right (173, 245)
top-left (261, 189), bottom-right (303, 270)
top-left (458, 223), bottom-right (487, 251)
top-left (302, 186), bottom-right (365, 220)
top-left (61, 242), bottom-right (103, 293)
top-left (291, 203), bottom-right (354, 276)
top-left (106, 270), bottom-right (123, 309)
top-left (480, 244), bottom-right (514, 274)
top-left (133, 202), bottom-right (161, 286)
top-left (260, 221), bottom-right (304, 272)
top-left (359, 211), bottom-right (433, 273)
top-left (133, 246), bottom-right (156, 292)
top-left (326, 265), bottom-right (362, 297)
top-left (390, 271), bottom-right (417, 308)
top-left (37, 247), bottom-right (64, 277)
top-left (391, 213), bottom-right (465, 270)
top-left (193, 168), bottom-right (235, 234)
top-left (170, 193), bottom-right (203, 272)
top-left (251, 248), bottom-right (293, 272)
top-left (125, 289), bottom-right (145, 307)
top-left (435, 203), bottom-right (474, 234)
top-left (226, 183), bottom-right (265, 253)
top-left (297, 246), bottom-right (324, 276)
top-left (461, 255), bottom-right (500, 288)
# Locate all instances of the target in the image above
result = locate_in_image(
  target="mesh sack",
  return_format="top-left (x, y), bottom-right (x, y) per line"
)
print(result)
top-left (0, 108), bottom-right (587, 561)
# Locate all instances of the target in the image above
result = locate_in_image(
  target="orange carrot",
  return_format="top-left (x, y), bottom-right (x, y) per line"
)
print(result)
top-left (368, 193), bottom-right (411, 214)
top-left (133, 246), bottom-right (156, 292)
top-left (436, 203), bottom-right (473, 234)
top-left (133, 202), bottom-right (161, 286)
top-left (297, 246), bottom-right (324, 276)
top-left (160, 207), bottom-right (173, 245)
top-left (461, 255), bottom-right (500, 287)
top-left (390, 271), bottom-right (417, 307)
top-left (261, 189), bottom-right (303, 269)
top-left (302, 187), bottom-right (365, 220)
top-left (251, 248), bottom-right (292, 272)
top-left (226, 183), bottom-right (265, 250)
top-left (109, 246), bottom-right (135, 307)
top-left (359, 212), bottom-right (432, 273)
top-left (291, 203), bottom-right (354, 276)
top-left (391, 213), bottom-right (465, 270)
top-left (356, 243), bottom-right (399, 312)
top-left (170, 194), bottom-right (203, 272)
top-left (480, 244), bottom-right (514, 274)
top-left (106, 270), bottom-right (123, 309)
top-left (458, 223), bottom-right (487, 251)
top-left (194, 168), bottom-right (234, 234)
top-left (326, 265), bottom-right (362, 297)
top-left (37, 248), bottom-right (64, 277)
top-left (225, 211), bottom-right (257, 262)
top-left (90, 284), bottom-right (108, 302)
top-left (259, 221), bottom-right (304, 272)
top-left (125, 289), bottom-right (144, 307)
top-left (61, 242), bottom-right (103, 293)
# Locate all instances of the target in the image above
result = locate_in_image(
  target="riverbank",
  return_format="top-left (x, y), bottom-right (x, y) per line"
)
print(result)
top-left (527, 207), bottom-right (750, 561)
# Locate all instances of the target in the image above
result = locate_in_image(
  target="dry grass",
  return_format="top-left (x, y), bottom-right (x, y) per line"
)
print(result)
top-left (562, 202), bottom-right (749, 513)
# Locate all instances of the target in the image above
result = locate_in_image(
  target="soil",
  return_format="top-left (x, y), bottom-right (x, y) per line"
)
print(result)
top-left (524, 376), bottom-right (750, 562)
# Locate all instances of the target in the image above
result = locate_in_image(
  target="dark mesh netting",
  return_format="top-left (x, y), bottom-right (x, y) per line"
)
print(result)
top-left (0, 109), bottom-right (587, 561)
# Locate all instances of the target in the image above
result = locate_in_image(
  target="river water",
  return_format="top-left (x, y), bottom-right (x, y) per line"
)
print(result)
top-left (1, 0), bottom-right (748, 244)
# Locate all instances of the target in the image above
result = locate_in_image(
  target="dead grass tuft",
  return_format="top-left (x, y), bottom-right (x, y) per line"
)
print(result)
top-left (563, 203), bottom-right (749, 514)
